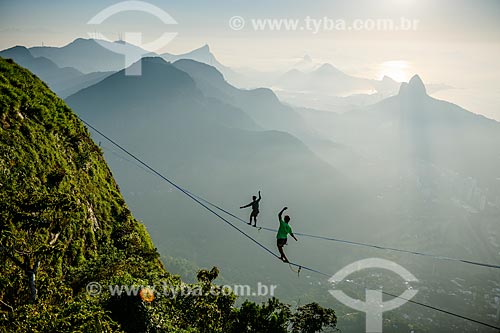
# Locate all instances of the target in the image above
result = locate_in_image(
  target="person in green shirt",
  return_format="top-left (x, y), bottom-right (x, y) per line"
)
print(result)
top-left (277, 207), bottom-right (298, 263)
top-left (240, 191), bottom-right (261, 227)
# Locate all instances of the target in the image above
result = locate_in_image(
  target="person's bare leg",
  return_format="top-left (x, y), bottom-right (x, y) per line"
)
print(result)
top-left (248, 214), bottom-right (252, 225)
top-left (282, 252), bottom-right (289, 263)
top-left (278, 245), bottom-right (284, 260)
top-left (278, 245), bottom-right (289, 263)
top-left (253, 215), bottom-right (257, 227)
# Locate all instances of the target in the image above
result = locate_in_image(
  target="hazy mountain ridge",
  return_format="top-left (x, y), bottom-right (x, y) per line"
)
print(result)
top-left (172, 59), bottom-right (306, 134)
top-left (0, 46), bottom-right (82, 86)
top-left (161, 44), bottom-right (239, 83)
top-left (172, 58), bottom-right (361, 171)
top-left (0, 44), bottom-right (113, 98)
top-left (276, 62), bottom-right (375, 95)
top-left (299, 74), bottom-right (500, 225)
top-left (29, 38), bottom-right (155, 73)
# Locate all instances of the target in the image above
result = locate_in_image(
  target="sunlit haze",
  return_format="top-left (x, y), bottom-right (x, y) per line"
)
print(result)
top-left (1, 1), bottom-right (500, 332)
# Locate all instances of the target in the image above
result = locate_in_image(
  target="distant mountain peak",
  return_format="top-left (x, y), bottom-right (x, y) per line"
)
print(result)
top-left (69, 37), bottom-right (93, 45)
top-left (398, 82), bottom-right (409, 95)
top-left (124, 56), bottom-right (172, 76)
top-left (317, 63), bottom-right (336, 71)
top-left (68, 38), bottom-right (149, 52)
top-left (314, 63), bottom-right (342, 75)
top-left (0, 45), bottom-right (32, 59)
top-left (381, 75), bottom-right (398, 83)
top-left (399, 74), bottom-right (427, 97)
top-left (191, 44), bottom-right (211, 55)
top-left (408, 74), bottom-right (426, 93)
top-left (141, 56), bottom-right (168, 65)
top-left (8, 45), bottom-right (30, 52)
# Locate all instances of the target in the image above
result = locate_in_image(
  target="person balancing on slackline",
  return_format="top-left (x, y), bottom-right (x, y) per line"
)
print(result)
top-left (240, 191), bottom-right (262, 227)
top-left (276, 207), bottom-right (298, 263)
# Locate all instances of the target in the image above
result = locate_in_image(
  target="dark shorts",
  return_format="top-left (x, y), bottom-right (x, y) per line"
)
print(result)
top-left (251, 210), bottom-right (259, 217)
top-left (277, 238), bottom-right (287, 246)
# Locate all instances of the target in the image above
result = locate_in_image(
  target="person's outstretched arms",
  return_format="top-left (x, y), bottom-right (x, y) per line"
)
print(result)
top-left (240, 202), bottom-right (252, 209)
top-left (291, 232), bottom-right (298, 241)
top-left (278, 207), bottom-right (288, 219)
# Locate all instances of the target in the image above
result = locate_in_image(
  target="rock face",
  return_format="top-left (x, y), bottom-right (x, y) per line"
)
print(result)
top-left (399, 74), bottom-right (427, 98)
top-left (407, 74), bottom-right (427, 96)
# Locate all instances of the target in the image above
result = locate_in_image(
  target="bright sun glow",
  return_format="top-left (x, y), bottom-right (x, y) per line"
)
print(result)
top-left (377, 60), bottom-right (412, 82)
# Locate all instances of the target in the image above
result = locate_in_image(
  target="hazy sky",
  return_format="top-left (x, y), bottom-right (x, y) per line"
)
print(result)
top-left (1, 0), bottom-right (499, 52)
top-left (1, 0), bottom-right (499, 119)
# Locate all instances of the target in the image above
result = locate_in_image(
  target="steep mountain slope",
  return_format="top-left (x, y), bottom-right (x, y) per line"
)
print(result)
top-left (67, 57), bottom-right (258, 134)
top-left (172, 59), bottom-right (308, 135)
top-left (172, 59), bottom-right (361, 170)
top-left (0, 57), bottom-right (169, 331)
top-left (56, 70), bottom-right (114, 98)
top-left (0, 58), bottom-right (341, 333)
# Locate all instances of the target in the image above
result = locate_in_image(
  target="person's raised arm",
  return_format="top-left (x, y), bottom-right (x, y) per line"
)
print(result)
top-left (278, 207), bottom-right (288, 219)
top-left (257, 191), bottom-right (262, 202)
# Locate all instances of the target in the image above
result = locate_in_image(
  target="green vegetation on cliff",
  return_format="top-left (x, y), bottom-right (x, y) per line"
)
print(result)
top-left (0, 58), bottom-right (336, 332)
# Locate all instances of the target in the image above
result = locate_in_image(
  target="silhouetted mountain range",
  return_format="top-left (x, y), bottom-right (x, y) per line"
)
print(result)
top-left (161, 44), bottom-right (237, 82)
top-left (0, 45), bottom-right (113, 98)
top-left (0, 46), bottom-right (81, 86)
top-left (275, 62), bottom-right (394, 96)
top-left (172, 59), bottom-right (305, 134)
top-left (29, 38), bottom-right (153, 73)
top-left (301, 75), bottom-right (500, 188)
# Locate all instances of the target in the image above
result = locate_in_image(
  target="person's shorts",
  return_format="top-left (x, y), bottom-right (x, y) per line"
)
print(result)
top-left (251, 210), bottom-right (259, 217)
top-left (277, 238), bottom-right (287, 246)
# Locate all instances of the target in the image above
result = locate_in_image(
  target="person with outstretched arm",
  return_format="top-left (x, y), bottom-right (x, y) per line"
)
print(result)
top-left (240, 191), bottom-right (261, 227)
top-left (276, 207), bottom-right (298, 263)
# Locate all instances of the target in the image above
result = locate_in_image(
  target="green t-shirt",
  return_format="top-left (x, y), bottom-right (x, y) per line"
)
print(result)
top-left (277, 218), bottom-right (292, 239)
